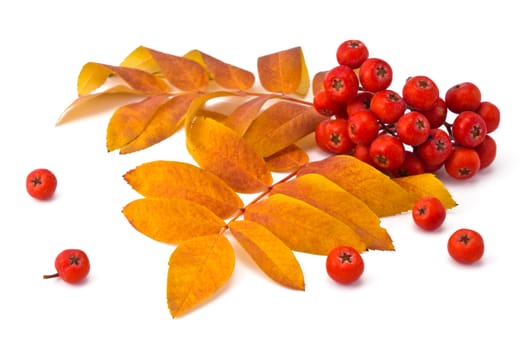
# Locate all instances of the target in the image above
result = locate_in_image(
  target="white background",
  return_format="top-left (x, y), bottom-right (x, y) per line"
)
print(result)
top-left (1, 1), bottom-right (523, 349)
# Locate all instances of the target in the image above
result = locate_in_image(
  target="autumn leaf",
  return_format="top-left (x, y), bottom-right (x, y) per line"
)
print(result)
top-left (167, 234), bottom-right (235, 317)
top-left (228, 220), bottom-right (305, 290)
top-left (271, 173), bottom-right (394, 251)
top-left (312, 71), bottom-right (327, 95)
top-left (222, 94), bottom-right (277, 136)
top-left (186, 115), bottom-right (273, 193)
top-left (244, 193), bottom-right (367, 255)
top-left (393, 173), bottom-right (457, 209)
top-left (243, 101), bottom-right (326, 158)
top-left (122, 198), bottom-right (225, 244)
top-left (265, 144), bottom-right (310, 172)
top-left (297, 155), bottom-right (414, 217)
top-left (184, 50), bottom-right (255, 90)
top-left (124, 160), bottom-right (243, 219)
top-left (257, 47), bottom-right (310, 96)
top-left (77, 62), bottom-right (170, 96)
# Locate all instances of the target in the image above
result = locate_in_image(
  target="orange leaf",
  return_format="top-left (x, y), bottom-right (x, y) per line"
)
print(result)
top-left (77, 62), bottom-right (169, 96)
top-left (184, 50), bottom-right (255, 90)
top-left (265, 144), bottom-right (309, 172)
top-left (229, 220), bottom-right (305, 290)
top-left (271, 173), bottom-right (394, 250)
top-left (122, 198), bottom-right (225, 244)
top-left (393, 173), bottom-right (458, 209)
top-left (257, 47), bottom-right (310, 96)
top-left (297, 155), bottom-right (414, 217)
top-left (118, 92), bottom-right (200, 154)
top-left (124, 160), bottom-right (243, 219)
top-left (222, 95), bottom-right (277, 136)
top-left (312, 71), bottom-right (327, 95)
top-left (244, 193), bottom-right (367, 255)
top-left (243, 101), bottom-right (326, 158)
top-left (106, 94), bottom-right (171, 152)
top-left (186, 115), bottom-right (273, 193)
top-left (119, 45), bottom-right (160, 74)
top-left (167, 234), bottom-right (235, 317)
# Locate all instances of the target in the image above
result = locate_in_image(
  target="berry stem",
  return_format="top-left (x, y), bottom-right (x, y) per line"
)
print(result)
top-left (43, 273), bottom-right (59, 279)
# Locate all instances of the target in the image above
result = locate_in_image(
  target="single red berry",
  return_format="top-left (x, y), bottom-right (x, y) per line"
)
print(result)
top-left (445, 82), bottom-right (482, 113)
top-left (315, 118), bottom-right (354, 154)
top-left (313, 89), bottom-right (345, 116)
top-left (415, 128), bottom-right (453, 167)
top-left (347, 110), bottom-right (380, 145)
top-left (402, 75), bottom-right (440, 111)
top-left (475, 101), bottom-right (500, 133)
top-left (358, 58), bottom-right (393, 92)
top-left (444, 147), bottom-right (481, 180)
top-left (44, 249), bottom-right (91, 284)
top-left (474, 134), bottom-right (497, 169)
top-left (26, 168), bottom-right (57, 200)
top-left (396, 111), bottom-right (431, 146)
top-left (336, 39), bottom-right (369, 69)
top-left (351, 144), bottom-right (374, 165)
top-left (326, 246), bottom-right (364, 285)
top-left (369, 89), bottom-right (407, 124)
top-left (452, 111), bottom-right (487, 148)
top-left (393, 151), bottom-right (426, 177)
top-left (369, 134), bottom-right (406, 171)
top-left (447, 229), bottom-right (484, 264)
top-left (412, 196), bottom-right (447, 231)
top-left (421, 97), bottom-right (448, 129)
top-left (346, 91), bottom-right (374, 116)
top-left (323, 65), bottom-right (359, 103)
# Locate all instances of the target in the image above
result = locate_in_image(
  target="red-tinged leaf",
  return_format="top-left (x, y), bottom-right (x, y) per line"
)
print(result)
top-left (312, 71), bottom-right (327, 95)
top-left (257, 47), bottom-right (310, 96)
top-left (119, 45), bottom-right (160, 74)
top-left (77, 62), bottom-right (169, 96)
top-left (265, 144), bottom-right (310, 172)
top-left (106, 94), bottom-right (171, 152)
top-left (184, 50), bottom-right (255, 90)
top-left (222, 95), bottom-right (277, 136)
top-left (297, 155), bottom-right (414, 217)
top-left (244, 193), bottom-right (367, 255)
top-left (167, 234), bottom-right (235, 317)
top-left (124, 160), bottom-right (243, 219)
top-left (186, 115), bottom-right (273, 193)
top-left (122, 198), bottom-right (226, 244)
top-left (243, 101), bottom-right (326, 158)
top-left (271, 173), bottom-right (394, 251)
top-left (393, 173), bottom-right (458, 209)
top-left (229, 220), bottom-right (305, 290)
top-left (119, 92), bottom-right (200, 154)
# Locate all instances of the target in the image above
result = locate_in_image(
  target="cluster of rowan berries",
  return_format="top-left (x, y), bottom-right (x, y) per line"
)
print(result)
top-left (313, 39), bottom-right (499, 180)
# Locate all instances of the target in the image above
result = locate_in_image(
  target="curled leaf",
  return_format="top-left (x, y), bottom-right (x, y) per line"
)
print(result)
top-left (186, 115), bottom-right (273, 193)
top-left (229, 220), bottom-right (305, 290)
top-left (297, 155), bottom-right (414, 217)
top-left (222, 95), bottom-right (277, 136)
top-left (244, 193), bottom-right (367, 255)
top-left (265, 144), bottom-right (310, 172)
top-left (124, 160), bottom-right (243, 219)
top-left (393, 173), bottom-right (458, 209)
top-left (257, 47), bottom-right (310, 96)
top-left (122, 198), bottom-right (225, 244)
top-left (167, 234), bottom-right (235, 317)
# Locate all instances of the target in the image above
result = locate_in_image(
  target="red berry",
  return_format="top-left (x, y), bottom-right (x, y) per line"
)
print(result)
top-left (393, 151), bottom-right (426, 177)
top-left (326, 246), bottom-right (364, 284)
top-left (346, 91), bottom-right (374, 116)
top-left (421, 97), bottom-right (448, 129)
top-left (26, 168), bottom-right (57, 200)
top-left (415, 128), bottom-right (453, 167)
top-left (347, 110), bottom-right (380, 145)
top-left (351, 144), bottom-right (374, 165)
top-left (444, 147), bottom-right (481, 180)
top-left (336, 39), bottom-right (369, 69)
top-left (452, 111), bottom-right (487, 148)
top-left (474, 134), bottom-right (497, 169)
top-left (447, 229), bottom-right (484, 264)
top-left (44, 249), bottom-right (91, 284)
top-left (369, 134), bottom-right (406, 171)
top-left (475, 101), bottom-right (500, 133)
top-left (313, 89), bottom-right (345, 117)
top-left (315, 118), bottom-right (354, 154)
top-left (402, 75), bottom-right (440, 111)
top-left (445, 82), bottom-right (482, 113)
top-left (323, 65), bottom-right (359, 103)
top-left (358, 58), bottom-right (393, 92)
top-left (411, 196), bottom-right (446, 231)
top-left (369, 89), bottom-right (406, 124)
top-left (396, 111), bottom-right (431, 146)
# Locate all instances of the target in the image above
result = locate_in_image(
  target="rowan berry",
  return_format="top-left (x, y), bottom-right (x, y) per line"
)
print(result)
top-left (336, 39), bottom-right (369, 69)
top-left (415, 128), bottom-right (453, 167)
top-left (358, 58), bottom-right (393, 92)
top-left (412, 196), bottom-right (446, 231)
top-left (313, 89), bottom-right (345, 116)
top-left (475, 101), bottom-right (500, 133)
top-left (402, 75), bottom-right (440, 111)
top-left (445, 82), bottom-right (482, 113)
top-left (448, 229), bottom-right (484, 264)
top-left (326, 246), bottom-right (364, 284)
top-left (393, 151), bottom-right (426, 177)
top-left (26, 168), bottom-right (57, 200)
top-left (347, 110), bottom-right (380, 145)
top-left (346, 91), bottom-right (374, 116)
top-left (444, 147), bottom-right (481, 180)
top-left (315, 118), bottom-right (354, 154)
top-left (474, 134), bottom-right (497, 169)
top-left (323, 65), bottom-right (359, 103)
top-left (396, 111), bottom-right (431, 146)
top-left (369, 134), bottom-right (406, 171)
top-left (43, 249), bottom-right (91, 284)
top-left (452, 111), bottom-right (487, 148)
top-left (421, 97), bottom-right (448, 129)
top-left (369, 89), bottom-right (406, 124)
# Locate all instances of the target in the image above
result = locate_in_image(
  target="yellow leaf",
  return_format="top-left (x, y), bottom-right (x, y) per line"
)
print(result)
top-left (119, 46), bottom-right (160, 73)
top-left (167, 234), bottom-right (235, 317)
top-left (222, 95), bottom-right (277, 136)
top-left (243, 101), bottom-right (326, 158)
top-left (186, 115), bottom-right (273, 193)
top-left (265, 144), bottom-right (310, 172)
top-left (77, 62), bottom-right (169, 96)
top-left (393, 173), bottom-right (458, 209)
top-left (297, 155), bottom-right (414, 217)
top-left (122, 198), bottom-right (225, 244)
top-left (244, 193), bottom-right (367, 255)
top-left (271, 173), bottom-right (394, 251)
top-left (257, 47), bottom-right (310, 96)
top-left (184, 50), bottom-right (255, 90)
top-left (106, 94), bottom-right (171, 152)
top-left (124, 160), bottom-right (243, 219)
top-left (229, 220), bottom-right (305, 290)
